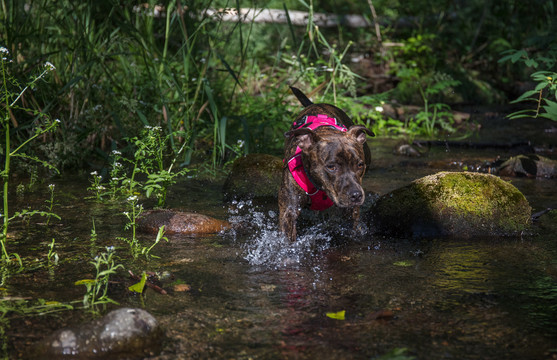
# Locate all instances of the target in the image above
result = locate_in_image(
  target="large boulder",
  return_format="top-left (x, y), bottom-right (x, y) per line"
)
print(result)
top-left (137, 209), bottom-right (230, 235)
top-left (32, 308), bottom-right (162, 359)
top-left (368, 171), bottom-right (531, 238)
top-left (223, 153), bottom-right (283, 201)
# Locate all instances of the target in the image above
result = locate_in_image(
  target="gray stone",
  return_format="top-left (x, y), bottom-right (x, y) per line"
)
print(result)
top-left (33, 308), bottom-right (162, 359)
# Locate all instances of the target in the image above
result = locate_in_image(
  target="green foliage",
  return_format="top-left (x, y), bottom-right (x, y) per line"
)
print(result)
top-left (499, 48), bottom-right (557, 121)
top-left (75, 246), bottom-right (123, 310)
top-left (46, 238), bottom-right (59, 266)
top-left (119, 195), bottom-right (144, 258)
top-left (1, 47), bottom-right (60, 265)
top-left (413, 73), bottom-right (461, 138)
top-left (128, 271), bottom-right (147, 294)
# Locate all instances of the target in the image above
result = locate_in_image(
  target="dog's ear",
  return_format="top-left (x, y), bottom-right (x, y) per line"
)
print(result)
top-left (347, 125), bottom-right (375, 144)
top-left (285, 127), bottom-right (318, 150)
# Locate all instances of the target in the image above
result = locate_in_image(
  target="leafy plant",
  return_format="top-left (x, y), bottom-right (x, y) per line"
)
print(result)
top-left (130, 126), bottom-right (190, 207)
top-left (140, 225), bottom-right (168, 260)
top-left (499, 49), bottom-right (557, 120)
top-left (46, 238), bottom-right (59, 266)
top-left (1, 47), bottom-right (60, 264)
top-left (507, 72), bottom-right (557, 120)
top-left (44, 184), bottom-right (57, 226)
top-left (119, 195), bottom-right (144, 258)
top-left (75, 246), bottom-right (123, 310)
top-left (405, 72), bottom-right (461, 138)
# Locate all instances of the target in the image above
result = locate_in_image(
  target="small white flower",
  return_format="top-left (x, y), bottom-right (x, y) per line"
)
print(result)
top-left (375, 106), bottom-right (384, 113)
top-left (96, 185), bottom-right (106, 190)
top-left (48, 184), bottom-right (55, 190)
top-left (112, 150), bottom-right (121, 155)
top-left (123, 211), bottom-right (129, 216)
top-left (111, 177), bottom-right (119, 181)
top-left (106, 246), bottom-right (115, 251)
top-left (90, 171), bottom-right (98, 176)
top-left (44, 61), bottom-right (56, 71)
top-left (113, 162), bottom-right (122, 167)
top-left (55, 118), bottom-right (61, 123)
top-left (127, 195), bottom-right (138, 202)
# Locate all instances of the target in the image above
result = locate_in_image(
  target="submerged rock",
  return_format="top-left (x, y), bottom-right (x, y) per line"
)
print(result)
top-left (368, 171), bottom-right (531, 238)
top-left (137, 209), bottom-right (230, 235)
top-left (496, 154), bottom-right (557, 178)
top-left (223, 153), bottom-right (283, 200)
top-left (32, 308), bottom-right (162, 359)
top-left (534, 209), bottom-right (557, 232)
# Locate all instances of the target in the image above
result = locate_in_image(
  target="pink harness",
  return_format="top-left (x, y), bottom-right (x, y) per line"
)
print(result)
top-left (286, 114), bottom-right (347, 211)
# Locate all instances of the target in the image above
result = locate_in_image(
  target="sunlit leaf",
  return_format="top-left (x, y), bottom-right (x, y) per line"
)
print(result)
top-left (74, 279), bottom-right (96, 286)
top-left (393, 261), bottom-right (414, 267)
top-left (128, 271), bottom-right (147, 293)
top-left (326, 310), bottom-right (345, 320)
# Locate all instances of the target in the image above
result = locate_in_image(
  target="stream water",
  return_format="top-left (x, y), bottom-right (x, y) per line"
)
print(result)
top-left (2, 113), bottom-right (557, 359)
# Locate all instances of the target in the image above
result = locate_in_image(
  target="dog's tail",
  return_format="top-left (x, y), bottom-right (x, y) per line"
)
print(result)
top-left (290, 86), bottom-right (313, 107)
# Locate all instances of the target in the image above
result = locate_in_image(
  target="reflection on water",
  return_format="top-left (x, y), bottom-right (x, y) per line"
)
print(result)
top-left (3, 118), bottom-right (557, 359)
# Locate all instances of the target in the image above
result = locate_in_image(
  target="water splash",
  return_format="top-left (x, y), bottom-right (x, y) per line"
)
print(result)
top-left (227, 201), bottom-right (333, 269)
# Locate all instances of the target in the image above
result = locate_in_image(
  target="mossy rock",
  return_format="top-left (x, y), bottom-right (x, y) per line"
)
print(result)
top-left (368, 171), bottom-right (531, 238)
top-left (137, 210), bottom-right (230, 235)
top-left (223, 153), bottom-right (283, 201)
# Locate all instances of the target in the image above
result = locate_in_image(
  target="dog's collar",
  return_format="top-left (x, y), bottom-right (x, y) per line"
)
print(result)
top-left (286, 114), bottom-right (347, 211)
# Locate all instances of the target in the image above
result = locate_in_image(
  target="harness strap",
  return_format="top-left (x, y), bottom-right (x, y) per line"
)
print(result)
top-left (285, 114), bottom-right (346, 211)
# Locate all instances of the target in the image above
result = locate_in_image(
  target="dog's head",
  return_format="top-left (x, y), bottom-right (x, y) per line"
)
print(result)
top-left (286, 125), bottom-right (374, 208)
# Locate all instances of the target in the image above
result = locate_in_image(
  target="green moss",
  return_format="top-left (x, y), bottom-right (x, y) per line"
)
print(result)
top-left (370, 171), bottom-right (532, 238)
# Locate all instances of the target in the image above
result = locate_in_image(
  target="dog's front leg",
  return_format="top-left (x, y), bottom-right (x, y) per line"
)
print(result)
top-left (278, 183), bottom-right (304, 241)
top-left (279, 202), bottom-right (300, 241)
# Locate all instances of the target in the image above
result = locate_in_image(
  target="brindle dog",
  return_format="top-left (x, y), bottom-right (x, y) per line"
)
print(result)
top-left (279, 87), bottom-right (374, 241)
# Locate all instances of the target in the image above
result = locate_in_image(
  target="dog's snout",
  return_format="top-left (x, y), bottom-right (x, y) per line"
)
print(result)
top-left (350, 190), bottom-right (363, 204)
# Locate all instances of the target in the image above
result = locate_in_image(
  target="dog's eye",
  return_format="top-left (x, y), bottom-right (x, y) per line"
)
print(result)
top-left (326, 164), bottom-right (337, 172)
top-left (357, 162), bottom-right (365, 169)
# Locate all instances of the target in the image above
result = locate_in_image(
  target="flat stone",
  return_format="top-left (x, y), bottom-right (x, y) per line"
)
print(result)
top-left (137, 209), bottom-right (230, 235)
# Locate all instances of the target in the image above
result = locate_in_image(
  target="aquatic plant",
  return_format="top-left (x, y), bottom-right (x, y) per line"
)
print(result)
top-left (75, 246), bottom-right (123, 310)
top-left (44, 184), bottom-right (58, 226)
top-left (86, 171), bottom-right (105, 201)
top-left (46, 238), bottom-right (59, 267)
top-left (140, 225), bottom-right (168, 260)
top-left (0, 48), bottom-right (60, 265)
top-left (130, 126), bottom-right (190, 207)
top-left (118, 196), bottom-right (168, 259)
top-left (119, 195), bottom-right (144, 258)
